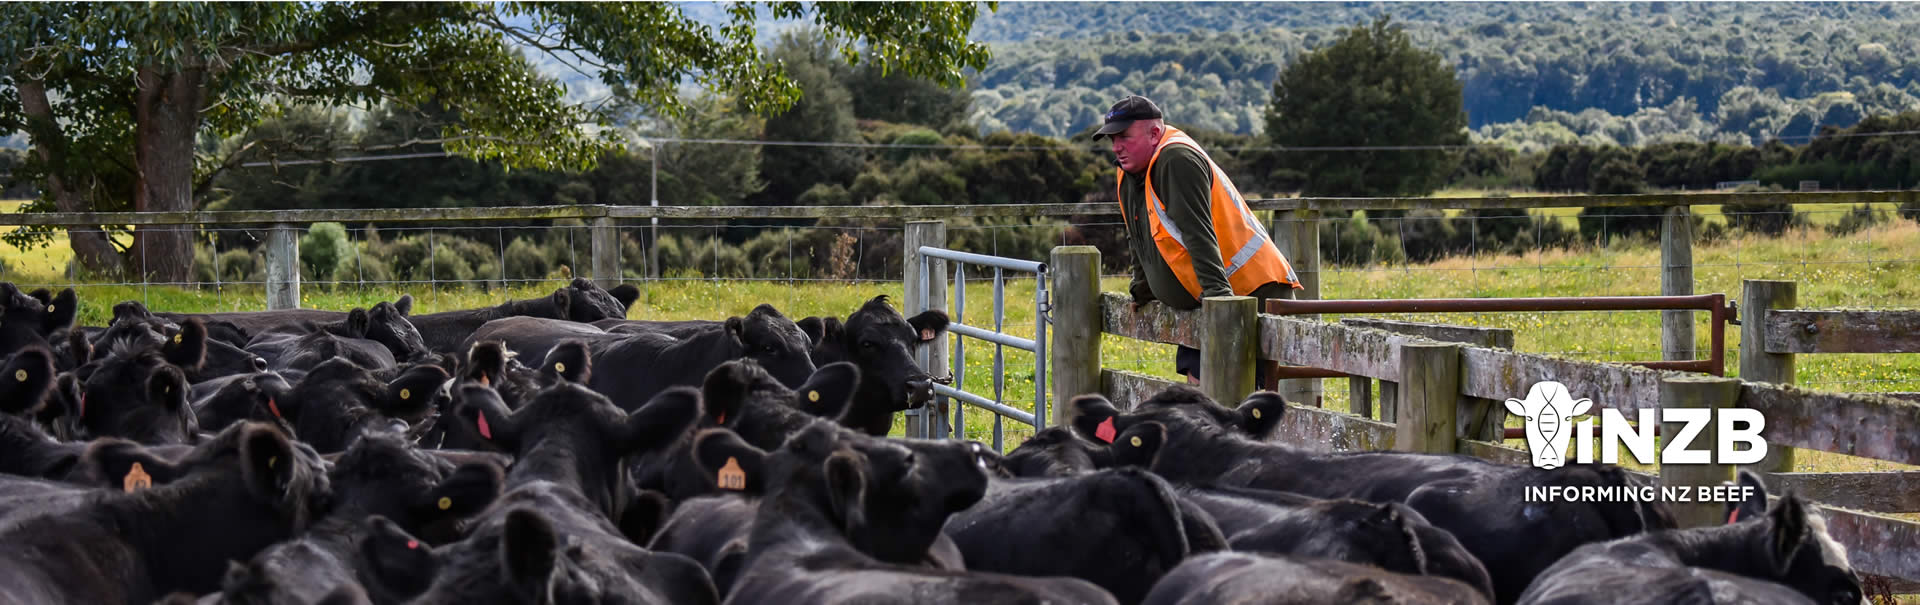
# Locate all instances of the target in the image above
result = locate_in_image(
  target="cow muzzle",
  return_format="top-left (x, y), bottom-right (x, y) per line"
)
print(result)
top-left (906, 377), bottom-right (935, 408)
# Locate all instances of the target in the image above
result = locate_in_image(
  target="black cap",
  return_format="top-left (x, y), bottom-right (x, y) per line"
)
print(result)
top-left (1092, 95), bottom-right (1163, 140)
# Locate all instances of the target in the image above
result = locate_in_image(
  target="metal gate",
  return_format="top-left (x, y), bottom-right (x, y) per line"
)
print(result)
top-left (907, 246), bottom-right (1048, 451)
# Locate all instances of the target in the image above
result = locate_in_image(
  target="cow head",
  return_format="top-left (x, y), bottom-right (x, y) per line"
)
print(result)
top-left (327, 430), bottom-right (504, 544)
top-left (75, 331), bottom-right (205, 445)
top-left (366, 297), bottom-right (434, 364)
top-left (1002, 426), bottom-right (1116, 477)
top-left (1503, 381), bottom-right (1592, 470)
top-left (1072, 386), bottom-right (1283, 448)
top-left (724, 304), bottom-right (816, 390)
top-left (0, 346), bottom-right (56, 416)
top-left (194, 372), bottom-right (292, 432)
top-left (562, 278), bottom-right (630, 323)
top-left (803, 296), bottom-right (949, 435)
top-left (1721, 471), bottom-right (1864, 605)
top-left (0, 283), bottom-right (76, 355)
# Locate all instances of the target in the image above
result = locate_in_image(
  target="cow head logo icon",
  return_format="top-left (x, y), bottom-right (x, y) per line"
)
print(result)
top-left (1504, 381), bottom-right (1592, 469)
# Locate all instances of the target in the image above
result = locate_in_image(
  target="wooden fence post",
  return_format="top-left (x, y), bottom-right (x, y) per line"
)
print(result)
top-left (591, 215), bottom-right (620, 289)
top-left (1201, 296), bottom-right (1257, 406)
top-left (1397, 343), bottom-right (1462, 454)
top-left (1659, 375), bottom-right (1742, 528)
top-left (265, 223), bottom-right (300, 310)
top-left (1662, 205), bottom-right (1696, 362)
top-left (1050, 246), bottom-right (1102, 428)
top-left (1272, 208), bottom-right (1323, 407)
top-left (1742, 279), bottom-right (1798, 474)
top-left (903, 221), bottom-right (947, 439)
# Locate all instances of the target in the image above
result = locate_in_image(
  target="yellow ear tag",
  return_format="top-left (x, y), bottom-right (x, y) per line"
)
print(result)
top-left (123, 462), bottom-right (152, 493)
top-left (717, 457), bottom-right (746, 491)
top-left (807, 390), bottom-right (820, 402)
top-left (437, 496), bottom-right (452, 511)
top-left (13, 369), bottom-right (25, 382)
top-left (1130, 436), bottom-right (1142, 447)
top-left (1252, 408), bottom-right (1262, 419)
top-left (400, 388), bottom-right (411, 400)
top-left (554, 362), bottom-right (566, 373)
top-left (173, 333), bottom-right (183, 344)
top-left (46, 305), bottom-right (54, 313)
top-left (268, 456), bottom-right (277, 469)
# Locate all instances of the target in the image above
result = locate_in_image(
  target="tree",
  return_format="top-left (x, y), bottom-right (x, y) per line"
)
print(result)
top-left (754, 29), bottom-right (866, 205)
top-left (0, 2), bottom-right (991, 281)
top-left (1265, 16), bottom-right (1468, 197)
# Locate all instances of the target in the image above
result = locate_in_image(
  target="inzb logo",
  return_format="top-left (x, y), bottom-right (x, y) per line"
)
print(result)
top-left (1504, 381), bottom-right (1768, 469)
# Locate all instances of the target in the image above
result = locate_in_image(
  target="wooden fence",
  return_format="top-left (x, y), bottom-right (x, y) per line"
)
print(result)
top-left (1050, 243), bottom-right (1920, 591)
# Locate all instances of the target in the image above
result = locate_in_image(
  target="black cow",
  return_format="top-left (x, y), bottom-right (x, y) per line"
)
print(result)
top-left (1074, 387), bottom-right (1670, 605)
top-left (63, 320), bottom-right (211, 444)
top-left (0, 421), bottom-right (332, 603)
top-left (190, 371), bottom-right (293, 433)
top-left (216, 432), bottom-right (505, 605)
top-left (1517, 471), bottom-right (1864, 605)
top-left (275, 357), bottom-right (448, 453)
top-left (154, 295), bottom-right (421, 353)
top-left (796, 295), bottom-right (949, 436)
top-left (944, 467), bottom-right (1228, 604)
top-left (0, 283), bottom-right (78, 357)
top-left (466, 309), bottom-right (815, 412)
top-left (408, 279), bottom-right (637, 354)
top-left (1143, 552), bottom-right (1492, 605)
top-left (697, 423), bottom-right (1120, 605)
top-left (460, 339), bottom-right (593, 409)
top-left (632, 358), bottom-right (859, 503)
top-left (1001, 426), bottom-right (1117, 477)
top-left (98, 301), bottom-right (269, 381)
top-left (0, 345), bottom-right (57, 418)
top-left (247, 308), bottom-right (400, 375)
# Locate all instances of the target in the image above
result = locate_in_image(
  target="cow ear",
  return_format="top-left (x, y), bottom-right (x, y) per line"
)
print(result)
top-left (549, 289), bottom-right (573, 318)
top-left (907, 310), bottom-right (949, 343)
top-left (797, 317), bottom-right (827, 347)
top-left (1070, 394), bottom-right (1123, 444)
top-left (346, 309), bottom-right (372, 338)
top-left (43, 288), bottom-right (77, 333)
top-left (238, 424), bottom-right (299, 500)
top-left (1236, 391), bottom-right (1286, 439)
top-left (465, 341), bottom-right (511, 384)
top-left (500, 508), bottom-right (560, 591)
top-left (82, 438), bottom-right (181, 489)
top-left (617, 387), bottom-right (701, 455)
top-left (1110, 421), bottom-right (1166, 468)
top-left (1765, 493), bottom-right (1812, 576)
top-left (700, 361), bottom-right (754, 427)
top-left (417, 461), bottom-right (504, 524)
top-left (385, 365), bottom-right (450, 417)
top-left (693, 428), bottom-right (768, 495)
top-left (619, 489), bottom-right (671, 546)
top-left (1503, 398), bottom-right (1527, 418)
top-left (111, 300), bottom-right (150, 325)
top-left (26, 288), bottom-right (51, 306)
top-left (393, 295), bottom-right (414, 317)
top-left (794, 362), bottom-right (860, 421)
top-left (824, 450), bottom-right (870, 537)
top-left (609, 284), bottom-right (640, 313)
top-left (0, 346), bottom-right (55, 415)
top-left (164, 318), bottom-right (209, 371)
top-left (359, 515), bottom-right (438, 601)
top-left (148, 365), bottom-right (189, 412)
top-left (724, 316), bottom-right (746, 345)
top-left (542, 340), bottom-right (592, 384)
top-left (453, 384), bottom-right (520, 450)
top-left (1725, 470), bottom-right (1770, 524)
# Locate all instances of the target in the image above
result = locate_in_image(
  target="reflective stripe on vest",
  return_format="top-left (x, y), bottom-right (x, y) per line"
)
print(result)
top-left (1117, 126), bottom-right (1300, 298)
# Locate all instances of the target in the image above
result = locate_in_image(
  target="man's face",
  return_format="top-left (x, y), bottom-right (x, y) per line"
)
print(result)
top-left (1109, 120), bottom-right (1162, 175)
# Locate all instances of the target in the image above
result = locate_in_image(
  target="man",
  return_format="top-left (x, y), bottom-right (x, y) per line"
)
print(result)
top-left (1093, 95), bottom-right (1302, 384)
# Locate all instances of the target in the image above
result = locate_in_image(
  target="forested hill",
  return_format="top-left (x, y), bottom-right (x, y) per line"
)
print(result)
top-left (965, 2), bottom-right (1920, 146)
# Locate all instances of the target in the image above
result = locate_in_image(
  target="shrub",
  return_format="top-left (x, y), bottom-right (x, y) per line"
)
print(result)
top-left (1725, 203), bottom-right (1802, 237)
top-left (504, 238), bottom-right (550, 282)
top-left (424, 245), bottom-right (474, 289)
top-left (299, 222), bottom-right (351, 283)
top-left (1825, 203), bottom-right (1887, 236)
top-left (214, 248), bottom-right (258, 283)
top-left (335, 248), bottom-right (392, 285)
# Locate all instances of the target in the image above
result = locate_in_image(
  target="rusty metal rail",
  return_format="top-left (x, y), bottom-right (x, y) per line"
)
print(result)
top-left (1263, 295), bottom-right (1737, 440)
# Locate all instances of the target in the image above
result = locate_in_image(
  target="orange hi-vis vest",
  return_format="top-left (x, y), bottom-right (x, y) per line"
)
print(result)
top-left (1117, 126), bottom-right (1301, 299)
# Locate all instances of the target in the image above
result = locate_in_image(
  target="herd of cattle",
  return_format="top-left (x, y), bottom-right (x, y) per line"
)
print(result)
top-left (0, 277), bottom-right (1868, 604)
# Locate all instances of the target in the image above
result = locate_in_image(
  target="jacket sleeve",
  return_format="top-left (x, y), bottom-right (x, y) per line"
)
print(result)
top-left (1153, 146), bottom-right (1232, 299)
top-left (1129, 263), bottom-right (1155, 303)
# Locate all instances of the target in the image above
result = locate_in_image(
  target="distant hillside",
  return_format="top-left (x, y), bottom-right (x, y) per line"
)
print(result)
top-left (963, 2), bottom-right (1920, 146)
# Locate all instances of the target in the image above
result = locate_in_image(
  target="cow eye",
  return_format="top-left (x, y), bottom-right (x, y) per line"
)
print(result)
top-left (765, 344), bottom-right (777, 353)
top-left (862, 341), bottom-right (876, 349)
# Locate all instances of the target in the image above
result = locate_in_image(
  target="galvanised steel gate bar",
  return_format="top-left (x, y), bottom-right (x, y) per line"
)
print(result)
top-left (911, 246), bottom-right (1048, 451)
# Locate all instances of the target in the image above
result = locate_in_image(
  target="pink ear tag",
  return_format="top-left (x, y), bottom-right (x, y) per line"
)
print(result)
top-left (1094, 417), bottom-right (1117, 443)
top-left (477, 413), bottom-right (493, 440)
top-left (406, 540), bottom-right (419, 550)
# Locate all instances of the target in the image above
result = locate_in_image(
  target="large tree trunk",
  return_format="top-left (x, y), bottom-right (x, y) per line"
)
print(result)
top-left (130, 66), bottom-right (205, 285)
top-left (15, 79), bottom-right (130, 277)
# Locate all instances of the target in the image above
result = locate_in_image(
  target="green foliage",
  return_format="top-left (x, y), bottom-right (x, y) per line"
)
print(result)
top-left (755, 29), bottom-right (866, 204)
top-left (1725, 204), bottom-right (1804, 237)
top-left (213, 249), bottom-right (259, 283)
top-left (299, 222), bottom-right (351, 283)
top-left (1318, 212), bottom-right (1406, 267)
top-left (503, 238), bottom-right (550, 281)
top-left (1265, 17), bottom-right (1467, 197)
top-left (1826, 204), bottom-right (1888, 237)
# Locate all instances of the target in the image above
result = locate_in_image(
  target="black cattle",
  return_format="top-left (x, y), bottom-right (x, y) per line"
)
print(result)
top-left (190, 371), bottom-right (293, 433)
top-left (408, 279), bottom-right (637, 354)
top-left (944, 467), bottom-right (1228, 604)
top-left (0, 284), bottom-right (78, 357)
top-left (0, 421), bottom-right (332, 603)
top-left (216, 432), bottom-right (505, 605)
top-left (1002, 425), bottom-right (1117, 477)
top-left (632, 358), bottom-right (859, 503)
top-left (796, 295), bottom-right (949, 436)
top-left (698, 423), bottom-right (1119, 605)
top-left (461, 339), bottom-right (593, 409)
top-left (275, 358), bottom-right (447, 453)
top-left (1143, 552), bottom-right (1492, 605)
top-left (99, 301), bottom-right (269, 381)
top-left (1074, 387), bottom-right (1670, 605)
top-left (247, 308), bottom-right (400, 375)
top-left (1517, 471), bottom-right (1863, 605)
top-left (0, 345), bottom-right (57, 417)
top-left (62, 320), bottom-right (211, 444)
